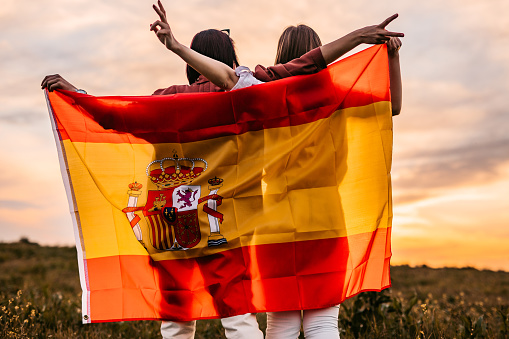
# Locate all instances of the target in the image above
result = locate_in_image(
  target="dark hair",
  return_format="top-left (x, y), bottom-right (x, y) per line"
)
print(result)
top-left (274, 25), bottom-right (322, 65)
top-left (186, 29), bottom-right (239, 85)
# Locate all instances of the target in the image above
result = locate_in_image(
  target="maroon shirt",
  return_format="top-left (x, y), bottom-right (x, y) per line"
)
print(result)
top-left (152, 47), bottom-right (327, 95)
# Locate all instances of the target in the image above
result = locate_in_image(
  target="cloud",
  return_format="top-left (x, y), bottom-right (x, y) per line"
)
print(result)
top-left (393, 192), bottom-right (432, 205)
top-left (0, 0), bottom-right (508, 269)
top-left (394, 137), bottom-right (509, 191)
top-left (0, 112), bottom-right (45, 125)
top-left (0, 200), bottom-right (39, 210)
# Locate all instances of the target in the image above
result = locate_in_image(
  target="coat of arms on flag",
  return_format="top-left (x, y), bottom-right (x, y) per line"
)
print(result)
top-left (123, 153), bottom-right (227, 253)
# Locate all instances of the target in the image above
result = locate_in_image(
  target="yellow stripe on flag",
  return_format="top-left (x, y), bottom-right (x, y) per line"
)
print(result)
top-left (63, 102), bottom-right (392, 260)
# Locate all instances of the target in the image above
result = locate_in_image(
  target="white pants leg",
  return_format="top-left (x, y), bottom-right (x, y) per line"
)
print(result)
top-left (266, 305), bottom-right (340, 339)
top-left (302, 305), bottom-right (340, 339)
top-left (221, 313), bottom-right (264, 339)
top-left (161, 313), bottom-right (262, 339)
top-left (265, 310), bottom-right (302, 339)
top-left (161, 320), bottom-right (196, 339)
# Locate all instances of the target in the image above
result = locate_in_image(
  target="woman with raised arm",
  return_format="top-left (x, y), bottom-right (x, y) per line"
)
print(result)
top-left (272, 24), bottom-right (402, 116)
top-left (262, 25), bottom-right (402, 339)
top-left (42, 27), bottom-right (264, 339)
top-left (150, 1), bottom-right (403, 115)
top-left (41, 29), bottom-right (238, 96)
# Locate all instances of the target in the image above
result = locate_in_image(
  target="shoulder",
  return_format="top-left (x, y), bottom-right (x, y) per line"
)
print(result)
top-left (152, 77), bottom-right (224, 95)
top-left (152, 85), bottom-right (179, 95)
top-left (252, 47), bottom-right (326, 82)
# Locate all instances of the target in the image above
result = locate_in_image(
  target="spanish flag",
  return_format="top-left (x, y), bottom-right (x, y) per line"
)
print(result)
top-left (46, 45), bottom-right (393, 323)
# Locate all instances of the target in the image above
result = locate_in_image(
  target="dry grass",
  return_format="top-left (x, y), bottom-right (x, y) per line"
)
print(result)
top-left (1, 240), bottom-right (508, 338)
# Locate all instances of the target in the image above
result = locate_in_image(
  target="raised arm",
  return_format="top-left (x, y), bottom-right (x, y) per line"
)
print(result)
top-left (150, 1), bottom-right (238, 90)
top-left (321, 14), bottom-right (404, 64)
top-left (387, 37), bottom-right (402, 116)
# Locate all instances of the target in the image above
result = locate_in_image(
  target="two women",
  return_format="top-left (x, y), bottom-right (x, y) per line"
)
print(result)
top-left (42, 2), bottom-right (403, 337)
top-left (150, 0), bottom-right (402, 116)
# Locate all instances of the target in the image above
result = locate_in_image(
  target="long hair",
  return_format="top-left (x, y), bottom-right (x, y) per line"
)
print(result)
top-left (186, 29), bottom-right (239, 85)
top-left (274, 25), bottom-right (322, 65)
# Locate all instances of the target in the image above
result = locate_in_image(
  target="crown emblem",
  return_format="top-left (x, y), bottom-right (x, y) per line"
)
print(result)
top-left (146, 155), bottom-right (208, 189)
top-left (128, 182), bottom-right (143, 191)
top-left (208, 176), bottom-right (223, 186)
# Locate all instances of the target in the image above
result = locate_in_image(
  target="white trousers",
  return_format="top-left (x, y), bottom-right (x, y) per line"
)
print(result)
top-left (266, 305), bottom-right (340, 339)
top-left (161, 313), bottom-right (263, 339)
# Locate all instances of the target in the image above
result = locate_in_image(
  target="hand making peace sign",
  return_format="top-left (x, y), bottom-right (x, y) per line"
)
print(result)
top-left (150, 0), bottom-right (179, 51)
top-left (355, 13), bottom-right (404, 45)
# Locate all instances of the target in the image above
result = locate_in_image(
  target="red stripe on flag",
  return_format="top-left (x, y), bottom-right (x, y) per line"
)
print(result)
top-left (49, 46), bottom-right (389, 144)
top-left (153, 216), bottom-right (163, 249)
top-left (86, 227), bottom-right (391, 322)
top-left (161, 217), bottom-right (170, 249)
top-left (147, 216), bottom-right (158, 248)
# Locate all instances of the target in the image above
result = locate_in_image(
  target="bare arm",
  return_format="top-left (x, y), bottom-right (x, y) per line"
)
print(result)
top-left (150, 1), bottom-right (238, 90)
top-left (387, 37), bottom-right (402, 116)
top-left (321, 14), bottom-right (404, 64)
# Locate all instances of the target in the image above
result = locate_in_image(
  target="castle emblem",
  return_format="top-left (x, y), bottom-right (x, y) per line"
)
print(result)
top-left (122, 154), bottom-right (227, 251)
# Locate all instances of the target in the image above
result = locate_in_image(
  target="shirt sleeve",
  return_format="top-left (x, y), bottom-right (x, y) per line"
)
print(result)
top-left (253, 47), bottom-right (327, 82)
top-left (230, 66), bottom-right (265, 91)
top-left (152, 86), bottom-right (178, 95)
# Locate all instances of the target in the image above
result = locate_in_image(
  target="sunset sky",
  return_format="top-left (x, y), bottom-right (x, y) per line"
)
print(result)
top-left (1, 0), bottom-right (508, 271)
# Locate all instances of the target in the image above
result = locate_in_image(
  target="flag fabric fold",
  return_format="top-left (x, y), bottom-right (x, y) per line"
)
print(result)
top-left (46, 45), bottom-right (393, 323)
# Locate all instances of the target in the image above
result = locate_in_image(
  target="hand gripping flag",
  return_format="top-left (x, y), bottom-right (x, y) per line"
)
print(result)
top-left (46, 45), bottom-right (393, 323)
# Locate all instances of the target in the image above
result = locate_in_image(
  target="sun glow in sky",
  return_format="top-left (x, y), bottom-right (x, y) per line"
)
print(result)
top-left (0, 0), bottom-right (508, 270)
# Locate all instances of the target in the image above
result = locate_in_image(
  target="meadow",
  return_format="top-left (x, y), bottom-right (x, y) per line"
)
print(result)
top-left (1, 239), bottom-right (508, 338)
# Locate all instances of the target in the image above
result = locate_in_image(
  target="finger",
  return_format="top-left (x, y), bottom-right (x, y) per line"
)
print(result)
top-left (42, 76), bottom-right (57, 89)
top-left (156, 31), bottom-right (168, 41)
top-left (41, 75), bottom-right (50, 87)
top-left (45, 78), bottom-right (60, 88)
top-left (158, 0), bottom-right (166, 15)
top-left (379, 13), bottom-right (398, 28)
top-left (150, 20), bottom-right (163, 31)
top-left (388, 37), bottom-right (402, 52)
top-left (41, 74), bottom-right (59, 87)
top-left (153, 4), bottom-right (167, 23)
top-left (48, 84), bottom-right (60, 92)
top-left (384, 30), bottom-right (404, 38)
top-left (48, 80), bottom-right (62, 92)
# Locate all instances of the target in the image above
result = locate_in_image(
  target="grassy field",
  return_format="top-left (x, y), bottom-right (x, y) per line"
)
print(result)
top-left (1, 240), bottom-right (508, 338)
